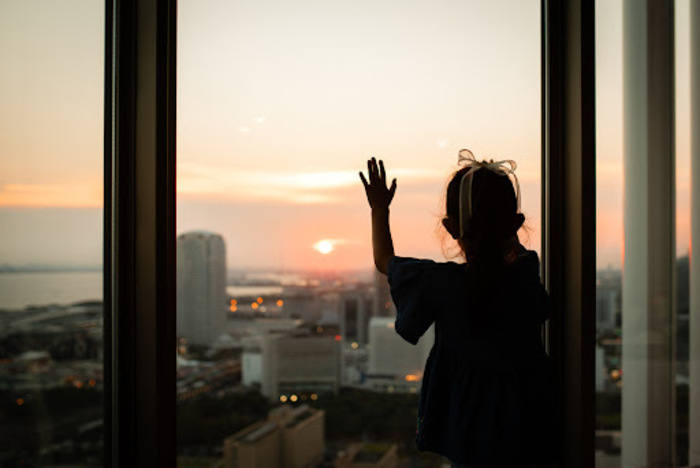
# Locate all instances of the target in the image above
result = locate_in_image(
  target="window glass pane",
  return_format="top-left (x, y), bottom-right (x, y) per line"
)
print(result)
top-left (595, 0), bottom-right (692, 465)
top-left (0, 2), bottom-right (104, 466)
top-left (177, 0), bottom-right (540, 465)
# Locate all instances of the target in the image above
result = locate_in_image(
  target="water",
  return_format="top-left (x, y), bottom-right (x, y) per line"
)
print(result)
top-left (226, 285), bottom-right (283, 298)
top-left (0, 274), bottom-right (288, 310)
top-left (0, 271), bottom-right (103, 310)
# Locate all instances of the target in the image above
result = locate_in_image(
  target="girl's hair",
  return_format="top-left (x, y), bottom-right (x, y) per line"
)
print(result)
top-left (445, 165), bottom-right (525, 312)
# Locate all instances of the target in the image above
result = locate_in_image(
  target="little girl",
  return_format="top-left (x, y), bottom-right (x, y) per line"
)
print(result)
top-left (359, 151), bottom-right (557, 467)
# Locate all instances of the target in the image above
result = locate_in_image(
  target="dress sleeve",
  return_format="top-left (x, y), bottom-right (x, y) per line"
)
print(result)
top-left (387, 256), bottom-right (437, 345)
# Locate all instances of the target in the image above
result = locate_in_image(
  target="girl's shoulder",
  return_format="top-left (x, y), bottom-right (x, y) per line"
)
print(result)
top-left (389, 247), bottom-right (540, 276)
top-left (388, 256), bottom-right (464, 282)
top-left (389, 255), bottom-right (463, 269)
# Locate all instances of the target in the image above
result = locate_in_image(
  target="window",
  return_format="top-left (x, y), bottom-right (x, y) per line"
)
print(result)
top-left (595, 1), bottom-right (695, 465)
top-left (176, 0), bottom-right (541, 465)
top-left (0, 1), bottom-right (105, 465)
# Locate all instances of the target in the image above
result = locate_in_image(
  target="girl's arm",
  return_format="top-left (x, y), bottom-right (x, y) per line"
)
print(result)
top-left (359, 158), bottom-right (397, 274)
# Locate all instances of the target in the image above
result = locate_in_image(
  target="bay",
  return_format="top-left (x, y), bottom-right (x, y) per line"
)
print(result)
top-left (0, 271), bottom-right (103, 310)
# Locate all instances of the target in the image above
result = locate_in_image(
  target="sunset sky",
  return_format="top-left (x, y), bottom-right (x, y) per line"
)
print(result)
top-left (0, 0), bottom-right (693, 271)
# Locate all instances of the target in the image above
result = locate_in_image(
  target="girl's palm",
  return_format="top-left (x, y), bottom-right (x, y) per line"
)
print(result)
top-left (359, 158), bottom-right (397, 210)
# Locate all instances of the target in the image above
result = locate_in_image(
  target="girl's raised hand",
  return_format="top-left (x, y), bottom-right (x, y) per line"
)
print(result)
top-left (359, 157), bottom-right (397, 210)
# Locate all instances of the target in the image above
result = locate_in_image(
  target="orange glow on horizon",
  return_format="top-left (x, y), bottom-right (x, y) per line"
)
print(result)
top-left (0, 183), bottom-right (102, 208)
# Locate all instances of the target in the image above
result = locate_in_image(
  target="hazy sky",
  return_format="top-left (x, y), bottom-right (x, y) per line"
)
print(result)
top-left (0, 0), bottom-right (693, 270)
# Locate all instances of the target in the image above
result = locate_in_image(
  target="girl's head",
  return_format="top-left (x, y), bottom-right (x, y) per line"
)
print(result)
top-left (442, 151), bottom-right (524, 263)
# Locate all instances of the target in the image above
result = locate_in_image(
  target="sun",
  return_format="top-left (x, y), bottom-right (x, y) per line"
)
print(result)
top-left (314, 240), bottom-right (334, 255)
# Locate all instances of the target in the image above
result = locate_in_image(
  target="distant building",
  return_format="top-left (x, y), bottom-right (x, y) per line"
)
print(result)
top-left (341, 346), bottom-right (368, 386)
top-left (595, 346), bottom-right (606, 392)
top-left (176, 231), bottom-right (227, 346)
top-left (366, 317), bottom-right (433, 392)
top-left (223, 404), bottom-right (324, 468)
top-left (338, 289), bottom-right (372, 346)
top-left (596, 287), bottom-right (617, 332)
top-left (373, 271), bottom-right (394, 318)
top-left (335, 443), bottom-right (398, 468)
top-left (255, 334), bottom-right (341, 400)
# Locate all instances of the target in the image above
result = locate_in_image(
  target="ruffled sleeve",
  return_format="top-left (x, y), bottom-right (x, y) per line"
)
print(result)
top-left (387, 256), bottom-right (438, 345)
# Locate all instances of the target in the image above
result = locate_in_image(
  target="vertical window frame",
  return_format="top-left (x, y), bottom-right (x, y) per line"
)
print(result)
top-left (542, 0), bottom-right (596, 465)
top-left (105, 0), bottom-right (177, 466)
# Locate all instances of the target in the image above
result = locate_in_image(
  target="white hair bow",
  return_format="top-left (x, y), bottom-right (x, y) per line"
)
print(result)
top-left (457, 149), bottom-right (521, 238)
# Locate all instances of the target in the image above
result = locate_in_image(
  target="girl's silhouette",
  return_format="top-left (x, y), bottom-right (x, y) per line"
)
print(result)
top-left (359, 151), bottom-right (557, 467)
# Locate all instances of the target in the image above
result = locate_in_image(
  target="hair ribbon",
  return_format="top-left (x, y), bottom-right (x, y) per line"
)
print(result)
top-left (457, 149), bottom-right (521, 238)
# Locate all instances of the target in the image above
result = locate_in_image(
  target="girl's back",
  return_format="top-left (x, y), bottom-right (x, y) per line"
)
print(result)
top-left (388, 250), bottom-right (556, 465)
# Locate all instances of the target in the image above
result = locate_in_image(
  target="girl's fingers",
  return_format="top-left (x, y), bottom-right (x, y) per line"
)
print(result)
top-left (359, 171), bottom-right (369, 189)
top-left (389, 178), bottom-right (397, 196)
top-left (379, 160), bottom-right (386, 183)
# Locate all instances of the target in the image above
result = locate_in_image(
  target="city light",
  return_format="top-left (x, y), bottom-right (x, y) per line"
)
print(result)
top-left (351, 342), bottom-right (359, 349)
top-left (310, 393), bottom-right (318, 401)
top-left (334, 334), bottom-right (342, 341)
top-left (276, 299), bottom-right (283, 307)
top-left (280, 395), bottom-right (288, 403)
top-left (290, 394), bottom-right (298, 402)
top-left (405, 374), bottom-right (420, 382)
top-left (251, 302), bottom-right (259, 310)
top-left (257, 297), bottom-right (263, 304)
top-left (16, 398), bottom-right (24, 406)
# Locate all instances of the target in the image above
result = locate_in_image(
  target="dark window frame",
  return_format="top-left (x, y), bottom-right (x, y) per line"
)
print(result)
top-left (104, 0), bottom-right (596, 465)
top-left (541, 0), bottom-right (596, 466)
top-left (105, 0), bottom-right (177, 466)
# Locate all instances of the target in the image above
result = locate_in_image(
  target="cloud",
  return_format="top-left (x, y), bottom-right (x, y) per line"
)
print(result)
top-left (177, 163), bottom-right (446, 205)
top-left (0, 183), bottom-right (102, 208)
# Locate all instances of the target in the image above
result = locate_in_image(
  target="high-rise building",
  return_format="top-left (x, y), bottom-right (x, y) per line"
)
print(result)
top-left (176, 231), bottom-right (227, 346)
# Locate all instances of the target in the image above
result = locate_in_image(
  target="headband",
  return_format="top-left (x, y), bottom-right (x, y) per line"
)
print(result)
top-left (457, 149), bottom-right (521, 238)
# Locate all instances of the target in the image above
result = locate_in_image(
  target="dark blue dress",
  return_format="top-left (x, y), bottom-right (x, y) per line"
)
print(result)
top-left (388, 249), bottom-right (557, 465)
